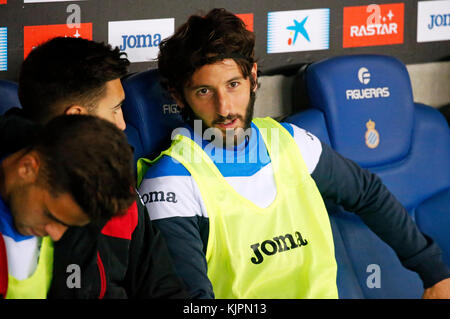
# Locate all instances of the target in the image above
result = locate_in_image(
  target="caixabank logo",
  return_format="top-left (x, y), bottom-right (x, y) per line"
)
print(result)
top-left (417, 0), bottom-right (450, 42)
top-left (343, 3), bottom-right (404, 48)
top-left (0, 27), bottom-right (6, 71)
top-left (23, 23), bottom-right (92, 58)
top-left (267, 9), bottom-right (330, 54)
top-left (108, 18), bottom-right (174, 63)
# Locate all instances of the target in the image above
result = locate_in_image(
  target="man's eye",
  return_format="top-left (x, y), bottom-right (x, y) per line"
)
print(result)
top-left (229, 81), bottom-right (239, 88)
top-left (197, 88), bottom-right (209, 95)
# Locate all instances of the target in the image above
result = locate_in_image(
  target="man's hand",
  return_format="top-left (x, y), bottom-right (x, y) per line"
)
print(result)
top-left (422, 278), bottom-right (450, 299)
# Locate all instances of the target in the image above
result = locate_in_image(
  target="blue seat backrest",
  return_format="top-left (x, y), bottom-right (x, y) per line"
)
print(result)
top-left (286, 54), bottom-right (450, 298)
top-left (0, 79), bottom-right (21, 115)
top-left (121, 69), bottom-right (183, 165)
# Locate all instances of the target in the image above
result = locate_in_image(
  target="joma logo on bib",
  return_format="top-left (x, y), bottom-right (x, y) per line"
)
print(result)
top-left (250, 231), bottom-right (308, 265)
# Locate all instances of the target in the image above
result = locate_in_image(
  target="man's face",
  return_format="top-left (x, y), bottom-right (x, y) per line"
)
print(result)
top-left (8, 180), bottom-right (90, 242)
top-left (90, 78), bottom-right (127, 131)
top-left (181, 59), bottom-right (257, 144)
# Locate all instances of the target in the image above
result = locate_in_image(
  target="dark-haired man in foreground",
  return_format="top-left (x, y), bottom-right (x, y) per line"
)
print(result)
top-left (6, 37), bottom-right (187, 298)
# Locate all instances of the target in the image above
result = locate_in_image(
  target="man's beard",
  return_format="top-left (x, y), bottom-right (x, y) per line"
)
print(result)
top-left (181, 91), bottom-right (256, 148)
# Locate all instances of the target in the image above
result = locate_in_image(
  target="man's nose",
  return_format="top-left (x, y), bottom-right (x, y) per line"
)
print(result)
top-left (115, 108), bottom-right (127, 131)
top-left (216, 89), bottom-right (231, 118)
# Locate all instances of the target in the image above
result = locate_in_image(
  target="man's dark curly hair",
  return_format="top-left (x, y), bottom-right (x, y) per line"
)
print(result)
top-left (32, 115), bottom-right (136, 225)
top-left (18, 37), bottom-right (130, 124)
top-left (158, 8), bottom-right (256, 106)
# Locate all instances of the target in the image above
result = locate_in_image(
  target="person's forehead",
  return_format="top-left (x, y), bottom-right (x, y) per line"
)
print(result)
top-left (188, 59), bottom-right (244, 86)
top-left (104, 78), bottom-right (125, 99)
top-left (198, 59), bottom-right (242, 74)
top-left (94, 78), bottom-right (125, 111)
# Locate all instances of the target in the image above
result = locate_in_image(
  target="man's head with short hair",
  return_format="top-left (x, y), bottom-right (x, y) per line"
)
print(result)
top-left (18, 37), bottom-right (130, 129)
top-left (0, 115), bottom-right (136, 241)
top-left (158, 8), bottom-right (257, 134)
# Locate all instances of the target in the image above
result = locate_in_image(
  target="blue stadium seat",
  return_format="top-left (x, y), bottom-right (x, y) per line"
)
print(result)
top-left (286, 54), bottom-right (450, 298)
top-left (121, 69), bottom-right (183, 165)
top-left (0, 79), bottom-right (21, 115)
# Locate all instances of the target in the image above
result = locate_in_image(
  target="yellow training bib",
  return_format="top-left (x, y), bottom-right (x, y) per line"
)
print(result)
top-left (6, 236), bottom-right (53, 299)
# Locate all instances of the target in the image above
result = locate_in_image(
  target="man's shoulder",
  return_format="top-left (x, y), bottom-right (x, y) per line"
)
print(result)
top-left (280, 121), bottom-right (323, 174)
top-left (139, 155), bottom-right (207, 221)
top-left (143, 154), bottom-right (191, 180)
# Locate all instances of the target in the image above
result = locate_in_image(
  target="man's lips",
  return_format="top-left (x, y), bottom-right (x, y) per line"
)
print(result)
top-left (215, 118), bottom-right (238, 129)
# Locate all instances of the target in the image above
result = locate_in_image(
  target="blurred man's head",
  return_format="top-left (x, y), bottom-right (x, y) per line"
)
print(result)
top-left (0, 115), bottom-right (136, 241)
top-left (18, 37), bottom-right (130, 130)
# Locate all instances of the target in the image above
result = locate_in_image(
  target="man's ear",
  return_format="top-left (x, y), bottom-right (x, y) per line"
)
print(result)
top-left (65, 105), bottom-right (89, 115)
top-left (251, 63), bottom-right (258, 92)
top-left (17, 151), bottom-right (41, 183)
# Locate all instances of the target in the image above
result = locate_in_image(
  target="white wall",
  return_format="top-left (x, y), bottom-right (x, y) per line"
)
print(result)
top-left (407, 61), bottom-right (450, 109)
